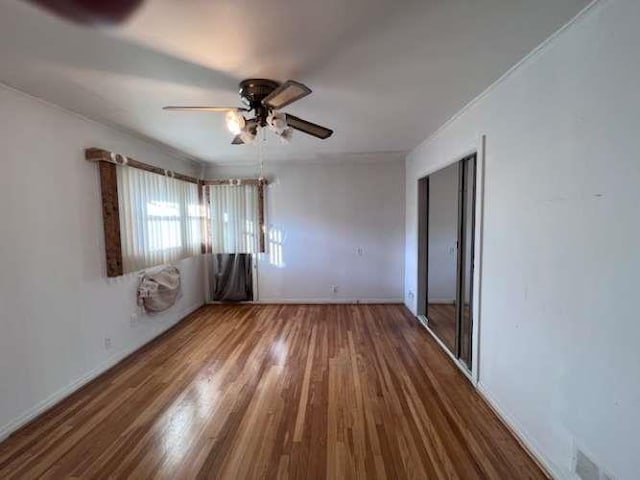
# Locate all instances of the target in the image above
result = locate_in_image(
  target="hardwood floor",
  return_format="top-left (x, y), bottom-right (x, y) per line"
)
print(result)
top-left (0, 305), bottom-right (546, 479)
top-left (427, 303), bottom-right (457, 352)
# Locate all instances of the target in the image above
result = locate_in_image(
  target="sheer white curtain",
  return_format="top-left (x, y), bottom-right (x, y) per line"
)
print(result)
top-left (117, 166), bottom-right (201, 273)
top-left (208, 184), bottom-right (259, 253)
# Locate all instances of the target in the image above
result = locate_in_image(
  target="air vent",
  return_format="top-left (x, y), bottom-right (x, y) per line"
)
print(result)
top-left (573, 447), bottom-right (616, 480)
top-left (575, 449), bottom-right (599, 480)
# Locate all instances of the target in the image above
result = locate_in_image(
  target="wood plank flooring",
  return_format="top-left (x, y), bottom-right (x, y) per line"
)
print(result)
top-left (427, 303), bottom-right (457, 352)
top-left (0, 305), bottom-right (546, 479)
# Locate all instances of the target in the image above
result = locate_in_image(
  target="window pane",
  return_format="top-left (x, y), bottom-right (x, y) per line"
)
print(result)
top-left (117, 167), bottom-right (202, 273)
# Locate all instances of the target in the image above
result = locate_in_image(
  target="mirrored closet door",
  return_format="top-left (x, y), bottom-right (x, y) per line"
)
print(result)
top-left (418, 154), bottom-right (476, 371)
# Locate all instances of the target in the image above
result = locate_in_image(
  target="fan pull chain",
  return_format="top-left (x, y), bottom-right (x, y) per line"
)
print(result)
top-left (258, 126), bottom-right (266, 179)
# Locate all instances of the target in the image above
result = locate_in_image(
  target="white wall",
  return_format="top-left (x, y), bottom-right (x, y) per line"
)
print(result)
top-left (404, 1), bottom-right (640, 478)
top-left (206, 160), bottom-right (405, 303)
top-left (0, 85), bottom-right (205, 439)
top-left (426, 162), bottom-right (459, 303)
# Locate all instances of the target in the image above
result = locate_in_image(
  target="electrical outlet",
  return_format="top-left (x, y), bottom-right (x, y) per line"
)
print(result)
top-left (331, 285), bottom-right (338, 294)
top-left (408, 291), bottom-right (415, 300)
top-left (104, 337), bottom-right (112, 350)
top-left (356, 247), bottom-right (364, 256)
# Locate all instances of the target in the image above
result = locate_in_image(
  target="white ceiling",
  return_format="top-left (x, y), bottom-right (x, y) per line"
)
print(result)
top-left (0, 0), bottom-right (589, 164)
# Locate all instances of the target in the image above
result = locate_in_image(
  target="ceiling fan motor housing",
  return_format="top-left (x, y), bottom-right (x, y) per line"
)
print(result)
top-left (239, 79), bottom-right (280, 126)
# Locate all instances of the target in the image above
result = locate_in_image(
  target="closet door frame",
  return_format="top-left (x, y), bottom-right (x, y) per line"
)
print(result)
top-left (455, 154), bottom-right (477, 371)
top-left (416, 136), bottom-right (485, 384)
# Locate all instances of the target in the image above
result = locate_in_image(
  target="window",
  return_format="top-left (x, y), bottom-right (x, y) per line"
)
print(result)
top-left (208, 184), bottom-right (259, 254)
top-left (86, 147), bottom-right (266, 277)
top-left (117, 166), bottom-right (201, 273)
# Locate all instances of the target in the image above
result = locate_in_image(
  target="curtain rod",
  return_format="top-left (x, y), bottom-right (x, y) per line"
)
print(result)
top-left (85, 148), bottom-right (269, 186)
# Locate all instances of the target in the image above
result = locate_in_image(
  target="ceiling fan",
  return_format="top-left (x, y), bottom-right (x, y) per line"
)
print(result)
top-left (163, 78), bottom-right (334, 145)
top-left (26, 0), bottom-right (143, 25)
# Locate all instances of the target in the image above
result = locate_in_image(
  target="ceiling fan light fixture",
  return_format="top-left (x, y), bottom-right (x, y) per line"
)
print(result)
top-left (239, 120), bottom-right (258, 144)
top-left (267, 111), bottom-right (288, 135)
top-left (164, 78), bottom-right (333, 145)
top-left (225, 110), bottom-right (246, 135)
top-left (279, 128), bottom-right (293, 144)
top-left (240, 129), bottom-right (257, 144)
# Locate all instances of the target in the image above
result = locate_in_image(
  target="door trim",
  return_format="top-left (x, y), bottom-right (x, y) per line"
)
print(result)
top-left (415, 134), bottom-right (486, 385)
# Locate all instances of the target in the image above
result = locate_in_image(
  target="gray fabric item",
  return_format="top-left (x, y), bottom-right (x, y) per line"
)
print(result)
top-left (210, 254), bottom-right (253, 302)
top-left (137, 266), bottom-right (181, 313)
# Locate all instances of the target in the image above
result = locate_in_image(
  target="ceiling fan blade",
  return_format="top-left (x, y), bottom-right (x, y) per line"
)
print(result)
top-left (163, 106), bottom-right (243, 112)
top-left (285, 114), bottom-right (333, 140)
top-left (263, 80), bottom-right (312, 109)
top-left (26, 0), bottom-right (143, 26)
top-left (231, 135), bottom-right (244, 145)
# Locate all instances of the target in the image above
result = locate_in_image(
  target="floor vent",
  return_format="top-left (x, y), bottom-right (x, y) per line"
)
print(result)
top-left (575, 449), bottom-right (599, 480)
top-left (574, 448), bottom-right (615, 480)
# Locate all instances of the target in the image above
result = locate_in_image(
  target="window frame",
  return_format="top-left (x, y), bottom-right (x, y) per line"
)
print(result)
top-left (86, 148), bottom-right (266, 277)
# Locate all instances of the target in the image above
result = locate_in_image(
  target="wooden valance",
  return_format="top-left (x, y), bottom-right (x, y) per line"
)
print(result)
top-left (86, 147), bottom-right (267, 276)
top-left (86, 148), bottom-right (200, 184)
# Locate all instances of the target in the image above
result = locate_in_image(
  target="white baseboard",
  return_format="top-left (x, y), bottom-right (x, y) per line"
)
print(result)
top-left (476, 382), bottom-right (561, 480)
top-left (254, 297), bottom-right (404, 304)
top-left (0, 301), bottom-right (203, 442)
